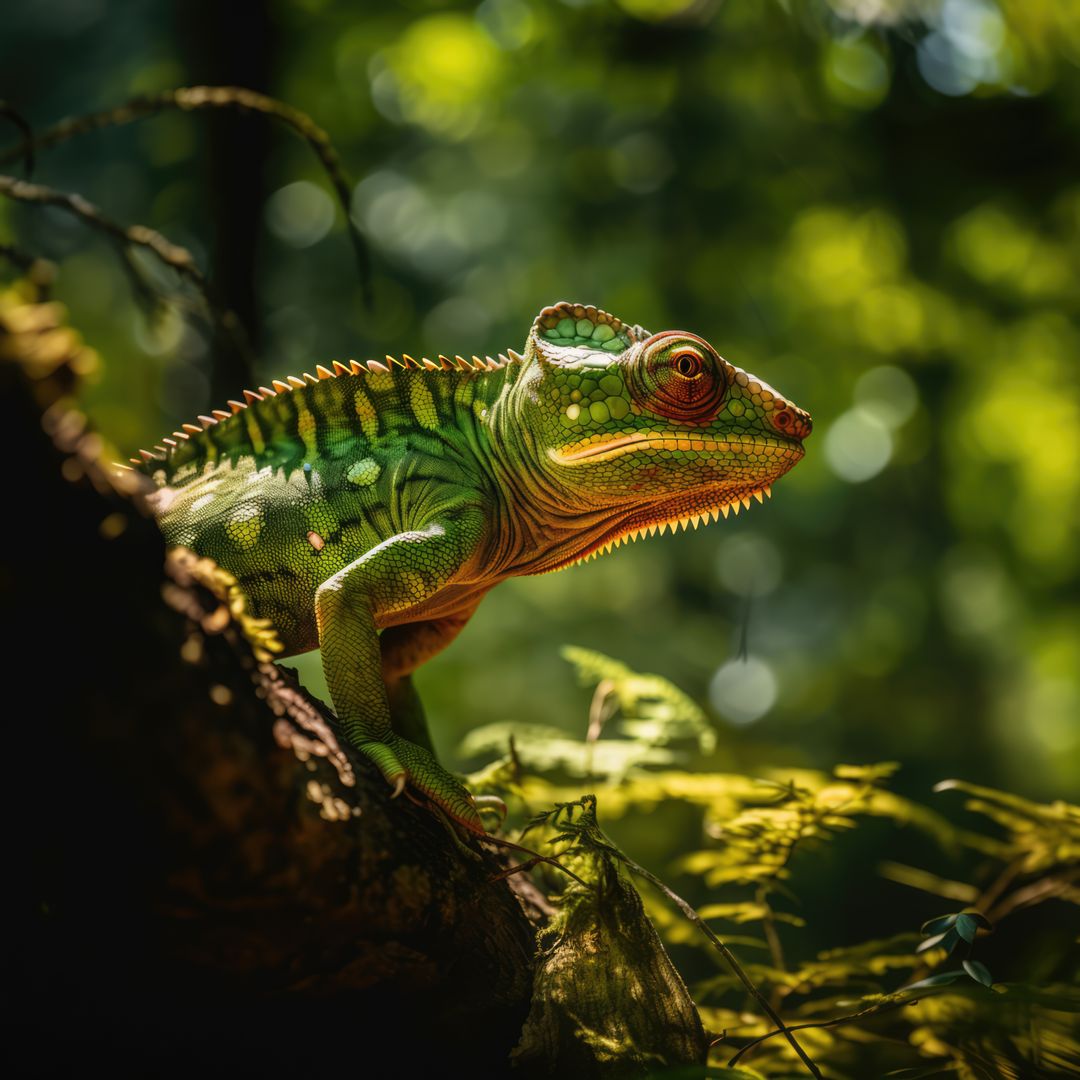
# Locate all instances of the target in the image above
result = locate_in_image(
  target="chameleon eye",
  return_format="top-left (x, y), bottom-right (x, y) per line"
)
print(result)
top-left (629, 334), bottom-right (727, 425)
top-left (673, 351), bottom-right (703, 379)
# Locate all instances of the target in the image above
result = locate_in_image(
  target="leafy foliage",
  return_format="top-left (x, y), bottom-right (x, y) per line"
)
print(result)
top-left (472, 651), bottom-right (1080, 1079)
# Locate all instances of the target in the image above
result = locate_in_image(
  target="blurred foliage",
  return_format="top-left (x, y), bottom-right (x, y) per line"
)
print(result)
top-left (4, 0), bottom-right (1074, 808)
top-left (476, 654), bottom-right (1080, 1077)
top-left (1, 2), bottom-right (1077, 1069)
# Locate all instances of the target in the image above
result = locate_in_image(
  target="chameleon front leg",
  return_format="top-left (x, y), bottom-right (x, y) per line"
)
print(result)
top-left (380, 605), bottom-right (480, 751)
top-left (314, 515), bottom-right (485, 830)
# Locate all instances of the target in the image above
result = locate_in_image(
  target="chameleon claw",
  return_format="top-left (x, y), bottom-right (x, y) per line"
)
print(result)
top-left (389, 775), bottom-right (407, 799)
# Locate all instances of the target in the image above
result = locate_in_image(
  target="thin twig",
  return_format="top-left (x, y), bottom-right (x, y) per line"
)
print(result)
top-left (0, 86), bottom-right (371, 304)
top-left (756, 884), bottom-right (788, 1011)
top-left (0, 174), bottom-right (201, 284)
top-left (0, 173), bottom-right (251, 365)
top-left (978, 856), bottom-right (1028, 914)
top-left (482, 831), bottom-right (593, 891)
top-left (726, 995), bottom-right (918, 1066)
top-left (986, 868), bottom-right (1080, 924)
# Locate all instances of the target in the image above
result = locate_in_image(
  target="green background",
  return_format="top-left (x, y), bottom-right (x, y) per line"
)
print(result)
top-left (2, 0), bottom-right (1077, 802)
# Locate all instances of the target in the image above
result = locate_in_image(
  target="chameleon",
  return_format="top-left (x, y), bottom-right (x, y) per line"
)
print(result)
top-left (133, 302), bottom-right (812, 832)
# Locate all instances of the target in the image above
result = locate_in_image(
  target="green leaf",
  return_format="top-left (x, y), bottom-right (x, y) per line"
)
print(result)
top-left (917, 928), bottom-right (959, 954)
top-left (920, 913), bottom-right (958, 936)
top-left (963, 959), bottom-right (993, 987)
top-left (954, 913), bottom-right (978, 943)
top-left (902, 970), bottom-right (966, 990)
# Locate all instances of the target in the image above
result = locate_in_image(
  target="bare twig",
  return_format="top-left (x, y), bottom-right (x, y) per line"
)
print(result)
top-left (726, 995), bottom-right (918, 1066)
top-left (483, 832), bottom-right (593, 891)
top-left (986, 868), bottom-right (1080, 924)
top-left (0, 173), bottom-right (251, 364)
top-left (0, 86), bottom-right (371, 304)
top-left (756, 884), bottom-right (788, 1011)
top-left (0, 174), bottom-right (201, 284)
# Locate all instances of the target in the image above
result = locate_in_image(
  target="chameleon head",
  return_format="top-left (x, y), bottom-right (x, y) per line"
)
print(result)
top-left (515, 302), bottom-right (811, 540)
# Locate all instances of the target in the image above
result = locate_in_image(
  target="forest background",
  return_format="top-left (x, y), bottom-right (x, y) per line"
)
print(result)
top-left (1, 0), bottom-right (1077, 1073)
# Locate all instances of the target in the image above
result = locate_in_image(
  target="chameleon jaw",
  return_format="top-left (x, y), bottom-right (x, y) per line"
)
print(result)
top-left (536, 480), bottom-right (778, 574)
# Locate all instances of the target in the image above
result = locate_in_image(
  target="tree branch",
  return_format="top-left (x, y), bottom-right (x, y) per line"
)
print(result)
top-left (0, 86), bottom-right (371, 304)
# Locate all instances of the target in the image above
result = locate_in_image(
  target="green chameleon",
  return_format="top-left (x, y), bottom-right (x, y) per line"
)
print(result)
top-left (134, 302), bottom-right (811, 831)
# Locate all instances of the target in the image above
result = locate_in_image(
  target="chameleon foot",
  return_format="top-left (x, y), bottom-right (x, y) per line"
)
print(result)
top-left (358, 736), bottom-right (483, 832)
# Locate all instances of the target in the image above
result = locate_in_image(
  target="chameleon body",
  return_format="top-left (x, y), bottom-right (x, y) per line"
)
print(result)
top-left (135, 302), bottom-right (811, 830)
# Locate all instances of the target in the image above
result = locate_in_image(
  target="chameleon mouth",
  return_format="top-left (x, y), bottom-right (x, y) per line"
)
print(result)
top-left (536, 479), bottom-right (780, 574)
top-left (550, 431), bottom-right (804, 465)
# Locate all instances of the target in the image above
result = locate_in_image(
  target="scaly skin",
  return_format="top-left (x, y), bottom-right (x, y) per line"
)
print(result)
top-left (135, 302), bottom-right (812, 831)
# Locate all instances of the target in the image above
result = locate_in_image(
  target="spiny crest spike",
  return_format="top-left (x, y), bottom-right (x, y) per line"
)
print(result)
top-left (272, 380), bottom-right (290, 393)
top-left (764, 485), bottom-right (773, 497)
top-left (507, 348), bottom-right (524, 362)
top-left (753, 490), bottom-right (764, 504)
top-left (349, 360), bottom-right (364, 375)
top-left (386, 355), bottom-right (405, 369)
top-left (153, 445), bottom-right (168, 455)
top-left (402, 353), bottom-right (422, 369)
top-left (211, 409), bottom-right (230, 421)
top-left (316, 364), bottom-right (334, 380)
top-left (438, 354), bottom-right (453, 370)
top-left (228, 399), bottom-right (247, 413)
top-left (422, 357), bottom-right (440, 371)
top-left (288, 375), bottom-right (307, 388)
top-left (741, 496), bottom-right (751, 510)
top-left (720, 504), bottom-right (729, 518)
top-left (332, 360), bottom-right (350, 376)
top-left (173, 431), bottom-right (189, 441)
top-left (197, 415), bottom-right (217, 427)
top-left (259, 386), bottom-right (277, 397)
top-left (139, 449), bottom-right (156, 462)
top-left (367, 359), bottom-right (390, 374)
top-left (162, 438), bottom-right (177, 448)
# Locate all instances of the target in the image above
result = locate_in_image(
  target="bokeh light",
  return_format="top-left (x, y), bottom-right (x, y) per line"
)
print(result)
top-left (2, 0), bottom-right (1076, 805)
